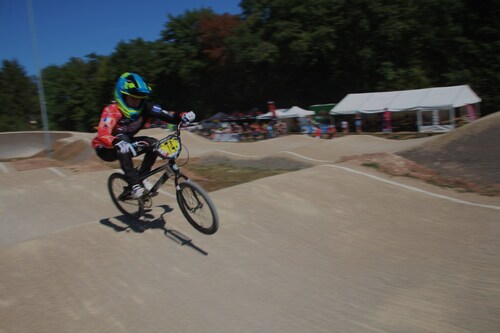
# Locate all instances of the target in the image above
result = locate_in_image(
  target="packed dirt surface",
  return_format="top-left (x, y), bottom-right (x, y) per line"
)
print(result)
top-left (1, 116), bottom-right (499, 333)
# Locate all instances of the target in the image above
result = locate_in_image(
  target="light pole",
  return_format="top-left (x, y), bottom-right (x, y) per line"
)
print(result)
top-left (26, 0), bottom-right (51, 157)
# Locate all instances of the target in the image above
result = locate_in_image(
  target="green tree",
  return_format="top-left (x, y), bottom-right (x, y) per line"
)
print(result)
top-left (107, 38), bottom-right (162, 83)
top-left (238, 0), bottom-right (343, 106)
top-left (43, 56), bottom-right (104, 131)
top-left (156, 9), bottom-right (215, 113)
top-left (459, 0), bottom-right (500, 114)
top-left (0, 60), bottom-right (39, 131)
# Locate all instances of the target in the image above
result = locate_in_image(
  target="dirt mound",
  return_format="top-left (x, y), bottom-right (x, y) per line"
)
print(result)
top-left (11, 136), bottom-right (112, 173)
top-left (399, 112), bottom-right (500, 187)
top-left (50, 138), bottom-right (95, 164)
top-left (0, 132), bottom-right (71, 160)
top-left (340, 112), bottom-right (500, 196)
top-left (341, 152), bottom-right (497, 196)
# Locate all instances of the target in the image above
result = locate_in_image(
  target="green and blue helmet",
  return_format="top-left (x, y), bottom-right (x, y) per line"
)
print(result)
top-left (114, 72), bottom-right (152, 120)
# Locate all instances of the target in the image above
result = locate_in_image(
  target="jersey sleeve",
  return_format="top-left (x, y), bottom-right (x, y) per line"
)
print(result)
top-left (95, 106), bottom-right (120, 147)
top-left (145, 102), bottom-right (183, 124)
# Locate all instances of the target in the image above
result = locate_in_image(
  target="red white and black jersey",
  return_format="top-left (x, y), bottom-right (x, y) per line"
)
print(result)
top-left (92, 102), bottom-right (181, 149)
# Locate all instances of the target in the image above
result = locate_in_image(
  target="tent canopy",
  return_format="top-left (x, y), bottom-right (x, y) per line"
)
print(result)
top-left (257, 106), bottom-right (314, 119)
top-left (286, 106), bottom-right (315, 118)
top-left (330, 85), bottom-right (481, 115)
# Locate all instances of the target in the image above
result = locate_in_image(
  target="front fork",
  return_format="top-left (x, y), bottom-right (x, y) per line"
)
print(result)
top-left (170, 160), bottom-right (189, 190)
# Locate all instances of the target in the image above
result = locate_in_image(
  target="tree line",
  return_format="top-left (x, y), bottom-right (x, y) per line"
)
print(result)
top-left (1, 0), bottom-right (499, 132)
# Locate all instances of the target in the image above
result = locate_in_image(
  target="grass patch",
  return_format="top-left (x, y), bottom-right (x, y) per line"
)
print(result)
top-left (361, 162), bottom-right (380, 170)
top-left (183, 164), bottom-right (295, 192)
top-left (181, 156), bottom-right (312, 192)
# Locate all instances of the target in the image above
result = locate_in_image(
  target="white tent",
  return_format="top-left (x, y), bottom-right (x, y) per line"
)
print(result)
top-left (330, 85), bottom-right (480, 114)
top-left (284, 106), bottom-right (315, 118)
top-left (257, 106), bottom-right (315, 119)
top-left (330, 85), bottom-right (481, 132)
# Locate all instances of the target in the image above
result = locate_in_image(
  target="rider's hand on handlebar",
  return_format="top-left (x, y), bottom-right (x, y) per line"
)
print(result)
top-left (114, 140), bottom-right (137, 156)
top-left (181, 111), bottom-right (196, 124)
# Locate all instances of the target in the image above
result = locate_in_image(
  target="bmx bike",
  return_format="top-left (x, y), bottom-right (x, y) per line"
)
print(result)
top-left (107, 122), bottom-right (219, 235)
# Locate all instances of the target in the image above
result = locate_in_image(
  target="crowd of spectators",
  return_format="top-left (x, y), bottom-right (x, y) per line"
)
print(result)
top-left (206, 121), bottom-right (288, 142)
top-left (198, 119), bottom-right (340, 142)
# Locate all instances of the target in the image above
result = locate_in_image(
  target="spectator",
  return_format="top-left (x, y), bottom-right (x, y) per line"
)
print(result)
top-left (355, 113), bottom-right (363, 133)
top-left (267, 122), bottom-right (274, 139)
top-left (327, 124), bottom-right (336, 139)
top-left (383, 108), bottom-right (392, 133)
top-left (341, 120), bottom-right (349, 134)
top-left (280, 121), bottom-right (288, 135)
top-left (313, 125), bottom-right (322, 138)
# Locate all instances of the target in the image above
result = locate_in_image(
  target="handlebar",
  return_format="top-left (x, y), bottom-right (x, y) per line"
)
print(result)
top-left (174, 121), bottom-right (183, 134)
top-left (131, 120), bottom-right (188, 159)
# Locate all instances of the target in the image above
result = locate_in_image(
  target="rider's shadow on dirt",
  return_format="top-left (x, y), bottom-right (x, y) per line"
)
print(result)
top-left (99, 204), bottom-right (208, 256)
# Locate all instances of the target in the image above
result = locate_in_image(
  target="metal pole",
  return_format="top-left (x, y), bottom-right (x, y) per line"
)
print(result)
top-left (26, 0), bottom-right (52, 157)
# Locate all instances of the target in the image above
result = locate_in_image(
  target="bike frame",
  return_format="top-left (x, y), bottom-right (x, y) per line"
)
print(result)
top-left (137, 123), bottom-right (189, 196)
top-left (139, 159), bottom-right (188, 196)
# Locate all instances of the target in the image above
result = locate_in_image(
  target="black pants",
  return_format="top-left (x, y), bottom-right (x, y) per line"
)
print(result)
top-left (95, 136), bottom-right (158, 185)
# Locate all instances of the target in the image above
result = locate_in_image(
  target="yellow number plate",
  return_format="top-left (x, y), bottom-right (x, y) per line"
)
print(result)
top-left (159, 137), bottom-right (180, 157)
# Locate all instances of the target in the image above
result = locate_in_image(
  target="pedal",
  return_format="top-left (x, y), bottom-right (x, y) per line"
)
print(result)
top-left (143, 197), bottom-right (153, 208)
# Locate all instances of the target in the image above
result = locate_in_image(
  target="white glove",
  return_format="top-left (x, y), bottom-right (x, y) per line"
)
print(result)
top-left (182, 111), bottom-right (196, 123)
top-left (115, 140), bottom-right (137, 156)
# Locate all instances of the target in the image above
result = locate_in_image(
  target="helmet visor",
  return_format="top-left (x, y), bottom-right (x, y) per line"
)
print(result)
top-left (121, 88), bottom-right (150, 99)
top-left (124, 95), bottom-right (143, 108)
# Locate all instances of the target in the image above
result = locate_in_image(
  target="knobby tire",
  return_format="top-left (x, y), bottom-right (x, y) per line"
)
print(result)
top-left (108, 172), bottom-right (144, 218)
top-left (176, 181), bottom-right (219, 234)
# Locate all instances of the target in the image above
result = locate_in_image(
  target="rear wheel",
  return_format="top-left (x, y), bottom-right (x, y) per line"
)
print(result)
top-left (176, 181), bottom-right (219, 234)
top-left (108, 173), bottom-right (144, 218)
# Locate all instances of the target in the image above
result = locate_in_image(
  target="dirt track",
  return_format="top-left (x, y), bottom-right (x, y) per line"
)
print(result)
top-left (0, 118), bottom-right (499, 333)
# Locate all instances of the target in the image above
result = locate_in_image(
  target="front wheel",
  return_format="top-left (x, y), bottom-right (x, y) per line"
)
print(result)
top-left (176, 181), bottom-right (219, 234)
top-left (108, 172), bottom-right (144, 218)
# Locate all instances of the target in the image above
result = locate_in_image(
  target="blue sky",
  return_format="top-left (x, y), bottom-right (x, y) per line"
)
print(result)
top-left (0, 0), bottom-right (241, 76)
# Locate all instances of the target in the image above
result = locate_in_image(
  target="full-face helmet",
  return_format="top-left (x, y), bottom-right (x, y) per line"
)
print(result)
top-left (114, 72), bottom-right (152, 120)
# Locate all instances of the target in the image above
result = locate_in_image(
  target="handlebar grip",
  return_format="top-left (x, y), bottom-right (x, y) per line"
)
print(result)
top-left (131, 141), bottom-right (149, 153)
